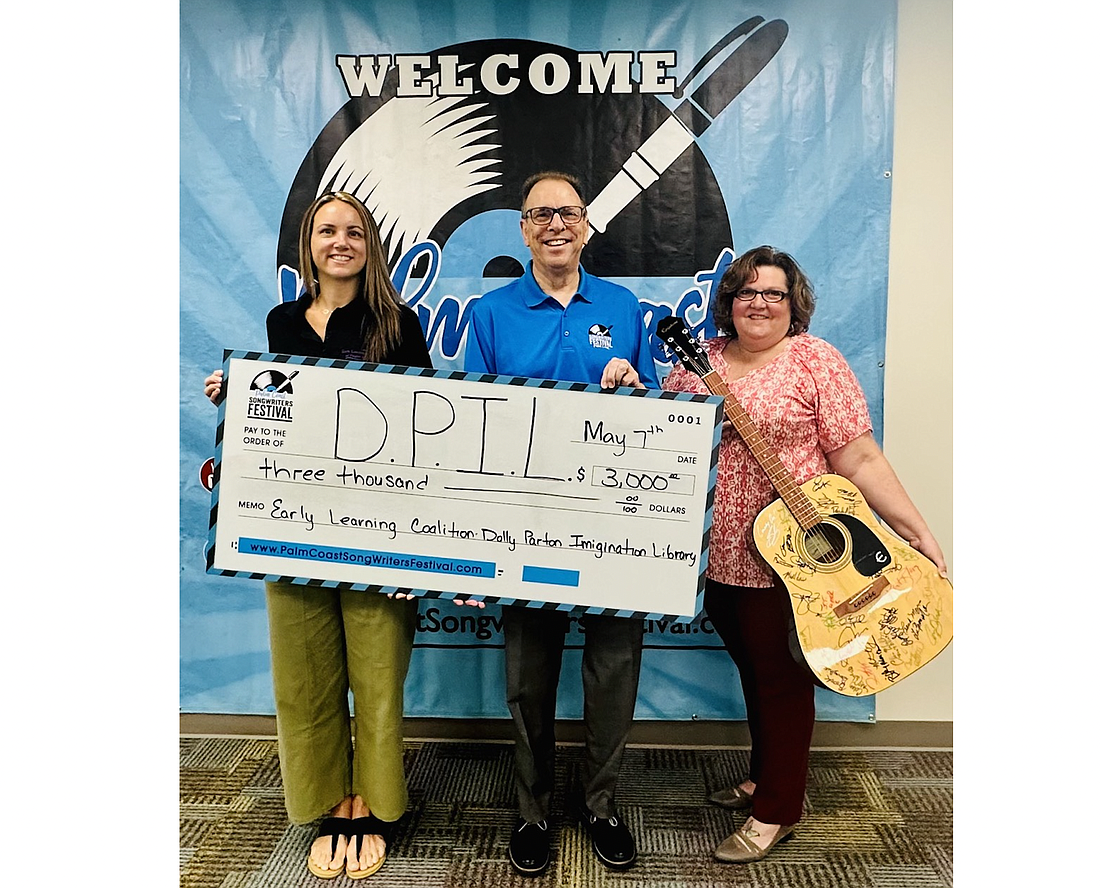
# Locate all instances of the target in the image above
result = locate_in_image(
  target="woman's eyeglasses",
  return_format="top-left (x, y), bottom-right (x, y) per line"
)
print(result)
top-left (733, 288), bottom-right (788, 303)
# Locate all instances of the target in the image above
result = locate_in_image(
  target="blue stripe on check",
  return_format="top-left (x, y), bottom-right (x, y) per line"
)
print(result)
top-left (522, 566), bottom-right (580, 587)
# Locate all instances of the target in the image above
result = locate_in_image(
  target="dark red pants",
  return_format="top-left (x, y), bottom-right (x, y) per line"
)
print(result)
top-left (704, 580), bottom-right (816, 825)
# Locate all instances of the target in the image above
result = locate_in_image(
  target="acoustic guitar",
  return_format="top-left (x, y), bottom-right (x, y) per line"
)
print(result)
top-left (656, 316), bottom-right (952, 696)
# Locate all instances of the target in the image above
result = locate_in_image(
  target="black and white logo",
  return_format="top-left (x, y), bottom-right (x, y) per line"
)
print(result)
top-left (588, 324), bottom-right (613, 349)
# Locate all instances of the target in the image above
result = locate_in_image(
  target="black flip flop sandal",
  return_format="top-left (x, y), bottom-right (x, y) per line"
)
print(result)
top-left (345, 814), bottom-right (397, 880)
top-left (306, 816), bottom-right (353, 879)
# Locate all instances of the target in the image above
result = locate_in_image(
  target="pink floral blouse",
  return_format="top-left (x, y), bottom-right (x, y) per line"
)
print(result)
top-left (662, 333), bottom-right (872, 588)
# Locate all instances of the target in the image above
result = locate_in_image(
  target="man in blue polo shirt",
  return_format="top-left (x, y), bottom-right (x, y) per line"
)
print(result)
top-left (464, 171), bottom-right (658, 877)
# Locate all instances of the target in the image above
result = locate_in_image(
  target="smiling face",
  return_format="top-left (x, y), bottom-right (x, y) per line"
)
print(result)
top-left (309, 200), bottom-right (368, 285)
top-left (731, 265), bottom-right (793, 348)
top-left (520, 177), bottom-right (589, 278)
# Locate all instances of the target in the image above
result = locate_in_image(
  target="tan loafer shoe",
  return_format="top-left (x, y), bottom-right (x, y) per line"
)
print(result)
top-left (714, 823), bottom-right (794, 863)
top-left (707, 785), bottom-right (754, 810)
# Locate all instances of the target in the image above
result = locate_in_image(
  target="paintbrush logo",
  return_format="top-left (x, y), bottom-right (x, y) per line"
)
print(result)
top-left (249, 369), bottom-right (298, 395)
top-left (279, 18), bottom-right (787, 289)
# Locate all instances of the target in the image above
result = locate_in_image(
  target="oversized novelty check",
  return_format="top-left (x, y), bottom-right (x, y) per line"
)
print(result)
top-left (206, 352), bottom-right (723, 620)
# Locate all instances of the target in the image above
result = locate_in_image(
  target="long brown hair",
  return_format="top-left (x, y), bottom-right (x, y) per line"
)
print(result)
top-left (712, 245), bottom-right (816, 338)
top-left (297, 191), bottom-right (403, 361)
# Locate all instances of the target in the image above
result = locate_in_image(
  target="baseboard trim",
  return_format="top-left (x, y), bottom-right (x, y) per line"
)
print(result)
top-left (180, 714), bottom-right (951, 749)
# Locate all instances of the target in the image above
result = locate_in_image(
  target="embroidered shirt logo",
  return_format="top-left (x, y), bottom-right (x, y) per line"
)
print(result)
top-left (588, 324), bottom-right (613, 349)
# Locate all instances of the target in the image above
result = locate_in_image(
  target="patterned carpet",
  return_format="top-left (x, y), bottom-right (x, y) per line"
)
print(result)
top-left (180, 737), bottom-right (951, 888)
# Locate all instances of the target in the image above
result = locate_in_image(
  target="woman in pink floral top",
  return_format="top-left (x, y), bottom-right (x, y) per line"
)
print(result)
top-left (662, 246), bottom-right (947, 863)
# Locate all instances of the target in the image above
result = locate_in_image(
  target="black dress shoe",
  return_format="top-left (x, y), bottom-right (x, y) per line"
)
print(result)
top-left (509, 819), bottom-right (550, 876)
top-left (581, 806), bottom-right (637, 870)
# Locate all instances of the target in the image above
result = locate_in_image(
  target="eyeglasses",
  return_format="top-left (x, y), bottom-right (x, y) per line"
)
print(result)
top-left (522, 205), bottom-right (587, 226)
top-left (734, 288), bottom-right (788, 303)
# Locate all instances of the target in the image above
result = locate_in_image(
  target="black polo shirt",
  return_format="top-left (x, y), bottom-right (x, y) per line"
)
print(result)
top-left (265, 296), bottom-right (432, 369)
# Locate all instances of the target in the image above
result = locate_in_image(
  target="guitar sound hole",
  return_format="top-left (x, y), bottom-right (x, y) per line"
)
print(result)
top-left (803, 523), bottom-right (846, 565)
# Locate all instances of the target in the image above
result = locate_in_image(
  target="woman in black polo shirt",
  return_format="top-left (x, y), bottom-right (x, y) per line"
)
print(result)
top-left (204, 191), bottom-right (430, 880)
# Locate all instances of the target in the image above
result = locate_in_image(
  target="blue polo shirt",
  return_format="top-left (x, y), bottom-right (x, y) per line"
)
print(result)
top-left (464, 263), bottom-right (659, 388)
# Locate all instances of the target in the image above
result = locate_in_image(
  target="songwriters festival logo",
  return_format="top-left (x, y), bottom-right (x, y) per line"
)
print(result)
top-left (588, 324), bottom-right (614, 350)
top-left (274, 16), bottom-right (788, 366)
top-left (246, 369), bottom-right (297, 422)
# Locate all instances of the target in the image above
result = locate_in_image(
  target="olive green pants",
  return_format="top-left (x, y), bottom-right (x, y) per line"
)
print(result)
top-left (266, 581), bottom-right (417, 824)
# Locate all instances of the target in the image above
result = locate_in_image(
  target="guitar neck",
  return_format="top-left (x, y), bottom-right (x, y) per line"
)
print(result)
top-left (698, 368), bottom-right (820, 530)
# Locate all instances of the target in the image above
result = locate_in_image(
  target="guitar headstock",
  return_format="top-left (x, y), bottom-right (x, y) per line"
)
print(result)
top-left (655, 316), bottom-right (714, 379)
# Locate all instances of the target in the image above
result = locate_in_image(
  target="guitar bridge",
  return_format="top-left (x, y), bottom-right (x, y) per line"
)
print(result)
top-left (833, 575), bottom-right (891, 617)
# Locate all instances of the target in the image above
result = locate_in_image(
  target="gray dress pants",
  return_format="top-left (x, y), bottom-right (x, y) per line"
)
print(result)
top-left (503, 606), bottom-right (644, 823)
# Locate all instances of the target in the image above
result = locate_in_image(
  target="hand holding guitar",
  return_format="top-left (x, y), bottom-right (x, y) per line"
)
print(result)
top-left (823, 429), bottom-right (949, 578)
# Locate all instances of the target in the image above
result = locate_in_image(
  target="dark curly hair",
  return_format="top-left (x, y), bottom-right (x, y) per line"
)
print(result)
top-left (712, 245), bottom-right (815, 338)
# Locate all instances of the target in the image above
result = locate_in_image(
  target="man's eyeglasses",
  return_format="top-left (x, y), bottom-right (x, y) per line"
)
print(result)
top-left (522, 205), bottom-right (587, 226)
top-left (734, 288), bottom-right (788, 303)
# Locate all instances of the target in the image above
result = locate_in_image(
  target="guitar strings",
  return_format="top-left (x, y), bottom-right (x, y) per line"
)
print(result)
top-left (804, 521), bottom-right (843, 564)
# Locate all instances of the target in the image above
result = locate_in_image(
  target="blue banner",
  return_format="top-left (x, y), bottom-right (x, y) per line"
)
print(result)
top-left (181, 0), bottom-right (896, 723)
